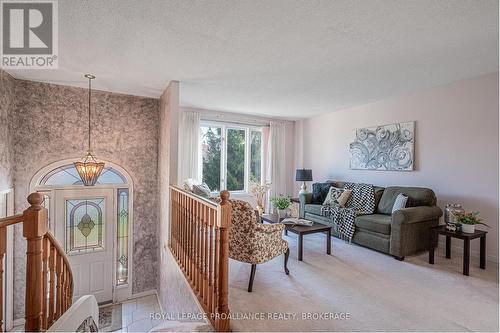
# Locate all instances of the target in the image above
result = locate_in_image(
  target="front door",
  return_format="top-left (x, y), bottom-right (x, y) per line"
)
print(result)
top-left (54, 189), bottom-right (114, 303)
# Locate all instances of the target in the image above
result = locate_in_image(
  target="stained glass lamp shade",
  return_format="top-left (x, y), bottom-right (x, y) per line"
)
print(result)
top-left (74, 152), bottom-right (105, 186)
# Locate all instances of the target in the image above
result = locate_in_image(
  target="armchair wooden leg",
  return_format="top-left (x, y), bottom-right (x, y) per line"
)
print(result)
top-left (284, 248), bottom-right (290, 275)
top-left (248, 264), bottom-right (257, 292)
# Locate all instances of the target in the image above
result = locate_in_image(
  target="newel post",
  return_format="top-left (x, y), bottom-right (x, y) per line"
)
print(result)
top-left (216, 190), bottom-right (231, 332)
top-left (23, 193), bottom-right (47, 332)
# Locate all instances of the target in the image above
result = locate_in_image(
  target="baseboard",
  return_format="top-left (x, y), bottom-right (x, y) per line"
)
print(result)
top-left (155, 291), bottom-right (164, 314)
top-left (130, 289), bottom-right (158, 299)
top-left (13, 318), bottom-right (25, 327)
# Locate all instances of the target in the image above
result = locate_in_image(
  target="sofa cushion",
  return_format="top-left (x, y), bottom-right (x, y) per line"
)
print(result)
top-left (355, 214), bottom-right (392, 235)
top-left (312, 182), bottom-right (335, 204)
top-left (377, 187), bottom-right (437, 215)
top-left (304, 204), bottom-right (324, 216)
top-left (374, 186), bottom-right (385, 208)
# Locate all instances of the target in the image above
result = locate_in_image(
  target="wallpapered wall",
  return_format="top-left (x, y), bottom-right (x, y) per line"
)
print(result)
top-left (157, 82), bottom-right (203, 318)
top-left (9, 77), bottom-right (159, 318)
top-left (0, 71), bottom-right (16, 191)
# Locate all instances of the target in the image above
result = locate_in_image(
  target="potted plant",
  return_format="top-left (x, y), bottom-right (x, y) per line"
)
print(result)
top-left (453, 211), bottom-right (488, 233)
top-left (249, 180), bottom-right (271, 215)
top-left (270, 195), bottom-right (291, 218)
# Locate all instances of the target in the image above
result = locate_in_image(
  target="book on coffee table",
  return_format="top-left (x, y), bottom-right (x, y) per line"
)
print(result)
top-left (281, 217), bottom-right (314, 226)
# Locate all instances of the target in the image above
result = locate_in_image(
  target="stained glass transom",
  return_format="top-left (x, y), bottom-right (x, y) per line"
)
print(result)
top-left (117, 189), bottom-right (129, 285)
top-left (41, 165), bottom-right (126, 186)
top-left (66, 198), bottom-right (105, 254)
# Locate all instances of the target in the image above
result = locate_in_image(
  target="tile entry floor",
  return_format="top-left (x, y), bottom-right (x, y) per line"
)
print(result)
top-left (109, 295), bottom-right (162, 332)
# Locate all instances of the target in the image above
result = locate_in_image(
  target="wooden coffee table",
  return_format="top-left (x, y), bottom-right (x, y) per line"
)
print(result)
top-left (260, 214), bottom-right (331, 261)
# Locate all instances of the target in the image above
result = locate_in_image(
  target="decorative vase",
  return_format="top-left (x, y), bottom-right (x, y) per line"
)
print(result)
top-left (444, 204), bottom-right (465, 224)
top-left (277, 208), bottom-right (288, 219)
top-left (256, 205), bottom-right (264, 215)
top-left (461, 224), bottom-right (475, 233)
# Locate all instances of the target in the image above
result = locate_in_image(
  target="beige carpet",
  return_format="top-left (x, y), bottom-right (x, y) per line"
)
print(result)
top-left (228, 233), bottom-right (499, 332)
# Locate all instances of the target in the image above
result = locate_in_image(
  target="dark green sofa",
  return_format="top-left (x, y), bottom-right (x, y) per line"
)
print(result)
top-left (299, 181), bottom-right (443, 260)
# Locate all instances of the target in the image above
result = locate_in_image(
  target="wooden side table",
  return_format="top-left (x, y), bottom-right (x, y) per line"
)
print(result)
top-left (429, 225), bottom-right (487, 276)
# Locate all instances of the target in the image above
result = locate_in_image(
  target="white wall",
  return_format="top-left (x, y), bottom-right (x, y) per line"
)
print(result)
top-left (299, 73), bottom-right (499, 262)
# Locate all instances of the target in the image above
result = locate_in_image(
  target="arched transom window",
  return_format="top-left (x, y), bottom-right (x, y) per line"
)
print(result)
top-left (39, 165), bottom-right (127, 186)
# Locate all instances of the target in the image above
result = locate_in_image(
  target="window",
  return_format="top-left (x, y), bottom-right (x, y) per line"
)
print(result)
top-left (40, 165), bottom-right (126, 186)
top-left (200, 122), bottom-right (264, 192)
top-left (117, 189), bottom-right (129, 285)
top-left (66, 198), bottom-right (105, 254)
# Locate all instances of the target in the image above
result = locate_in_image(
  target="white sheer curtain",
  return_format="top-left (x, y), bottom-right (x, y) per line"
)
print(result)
top-left (178, 111), bottom-right (201, 185)
top-left (265, 121), bottom-right (287, 213)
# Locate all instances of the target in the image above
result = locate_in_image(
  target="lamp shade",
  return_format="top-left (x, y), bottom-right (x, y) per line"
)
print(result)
top-left (74, 152), bottom-right (105, 186)
top-left (295, 169), bottom-right (313, 182)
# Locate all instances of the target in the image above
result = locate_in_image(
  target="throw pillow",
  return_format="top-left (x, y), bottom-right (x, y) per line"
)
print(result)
top-left (392, 193), bottom-right (408, 213)
top-left (312, 182), bottom-right (334, 204)
top-left (337, 189), bottom-right (353, 207)
top-left (192, 183), bottom-right (212, 198)
top-left (323, 187), bottom-right (352, 207)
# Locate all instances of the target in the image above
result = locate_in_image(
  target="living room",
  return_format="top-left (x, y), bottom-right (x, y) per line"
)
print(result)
top-left (0, 0), bottom-right (498, 332)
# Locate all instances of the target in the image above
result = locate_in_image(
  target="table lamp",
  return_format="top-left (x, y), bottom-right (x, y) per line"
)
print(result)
top-left (296, 169), bottom-right (313, 195)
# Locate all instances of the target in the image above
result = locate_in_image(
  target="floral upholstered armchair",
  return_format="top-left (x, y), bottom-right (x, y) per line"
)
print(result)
top-left (228, 199), bottom-right (290, 292)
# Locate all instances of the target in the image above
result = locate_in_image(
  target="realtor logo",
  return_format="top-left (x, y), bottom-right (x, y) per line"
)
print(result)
top-left (1, 0), bottom-right (58, 68)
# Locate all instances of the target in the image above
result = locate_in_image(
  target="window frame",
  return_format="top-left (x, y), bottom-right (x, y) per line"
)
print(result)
top-left (200, 120), bottom-right (263, 194)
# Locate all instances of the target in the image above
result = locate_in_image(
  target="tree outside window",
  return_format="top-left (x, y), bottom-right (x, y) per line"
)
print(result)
top-left (200, 123), bottom-right (263, 192)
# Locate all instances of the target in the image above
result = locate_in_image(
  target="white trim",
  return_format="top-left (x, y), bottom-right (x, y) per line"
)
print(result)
top-left (28, 158), bottom-right (135, 302)
top-left (13, 318), bottom-right (25, 327)
top-left (129, 289), bottom-right (158, 300)
top-left (1, 188), bottom-right (14, 331)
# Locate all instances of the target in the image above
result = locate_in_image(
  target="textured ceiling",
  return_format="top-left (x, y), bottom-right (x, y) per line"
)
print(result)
top-left (5, 0), bottom-right (498, 118)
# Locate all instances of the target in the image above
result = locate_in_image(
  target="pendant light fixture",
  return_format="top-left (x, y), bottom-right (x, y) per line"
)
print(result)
top-left (74, 74), bottom-right (104, 186)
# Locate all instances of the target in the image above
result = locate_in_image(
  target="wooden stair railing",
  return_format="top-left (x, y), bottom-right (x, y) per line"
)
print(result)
top-left (0, 192), bottom-right (73, 332)
top-left (169, 186), bottom-right (231, 332)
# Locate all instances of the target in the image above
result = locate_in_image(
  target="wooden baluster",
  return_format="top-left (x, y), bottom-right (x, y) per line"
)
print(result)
top-left (191, 198), bottom-right (195, 287)
top-left (196, 201), bottom-right (201, 295)
top-left (190, 197), bottom-right (194, 283)
top-left (196, 200), bottom-right (203, 297)
top-left (0, 226), bottom-right (6, 331)
top-left (186, 196), bottom-right (190, 278)
top-left (65, 268), bottom-right (70, 310)
top-left (62, 264), bottom-right (67, 312)
top-left (216, 191), bottom-right (231, 332)
top-left (55, 255), bottom-right (63, 319)
top-left (203, 204), bottom-right (209, 306)
top-left (198, 201), bottom-right (202, 296)
top-left (48, 245), bottom-right (56, 326)
top-left (173, 190), bottom-right (177, 256)
top-left (178, 192), bottom-right (182, 264)
top-left (186, 197), bottom-right (192, 283)
top-left (208, 208), bottom-right (214, 314)
top-left (181, 196), bottom-right (187, 271)
top-left (42, 236), bottom-right (50, 329)
top-left (23, 193), bottom-right (48, 332)
top-left (213, 217), bottom-right (219, 314)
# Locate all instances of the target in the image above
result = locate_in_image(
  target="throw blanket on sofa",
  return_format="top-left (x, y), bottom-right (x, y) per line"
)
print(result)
top-left (321, 182), bottom-right (375, 242)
